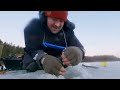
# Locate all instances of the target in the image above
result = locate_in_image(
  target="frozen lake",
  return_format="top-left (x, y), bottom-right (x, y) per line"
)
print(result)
top-left (0, 61), bottom-right (120, 79)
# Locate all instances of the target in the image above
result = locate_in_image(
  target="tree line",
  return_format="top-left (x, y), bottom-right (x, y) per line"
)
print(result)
top-left (0, 39), bottom-right (24, 59)
top-left (83, 55), bottom-right (120, 62)
top-left (1, 38), bottom-right (120, 62)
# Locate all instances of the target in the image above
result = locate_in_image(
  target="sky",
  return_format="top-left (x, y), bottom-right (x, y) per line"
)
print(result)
top-left (0, 11), bottom-right (120, 57)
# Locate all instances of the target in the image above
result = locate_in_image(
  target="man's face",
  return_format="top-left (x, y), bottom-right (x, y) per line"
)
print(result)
top-left (47, 17), bottom-right (65, 34)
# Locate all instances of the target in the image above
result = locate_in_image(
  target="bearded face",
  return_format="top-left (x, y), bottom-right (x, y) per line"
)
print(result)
top-left (47, 17), bottom-right (64, 34)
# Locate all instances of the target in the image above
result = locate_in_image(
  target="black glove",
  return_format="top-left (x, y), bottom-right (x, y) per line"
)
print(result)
top-left (26, 62), bottom-right (39, 72)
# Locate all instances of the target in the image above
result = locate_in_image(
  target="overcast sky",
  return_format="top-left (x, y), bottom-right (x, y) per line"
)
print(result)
top-left (0, 11), bottom-right (120, 57)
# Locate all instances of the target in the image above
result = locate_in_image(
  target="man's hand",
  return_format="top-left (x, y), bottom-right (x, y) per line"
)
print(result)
top-left (42, 55), bottom-right (67, 76)
top-left (61, 53), bottom-right (72, 66)
top-left (61, 46), bottom-right (83, 66)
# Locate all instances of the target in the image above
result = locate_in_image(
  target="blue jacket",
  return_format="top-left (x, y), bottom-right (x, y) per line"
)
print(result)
top-left (23, 11), bottom-right (85, 68)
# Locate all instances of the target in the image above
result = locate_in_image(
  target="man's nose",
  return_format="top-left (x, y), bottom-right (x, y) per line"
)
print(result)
top-left (54, 21), bottom-right (61, 27)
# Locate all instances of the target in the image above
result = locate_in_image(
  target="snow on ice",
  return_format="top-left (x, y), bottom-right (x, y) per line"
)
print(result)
top-left (0, 61), bottom-right (120, 79)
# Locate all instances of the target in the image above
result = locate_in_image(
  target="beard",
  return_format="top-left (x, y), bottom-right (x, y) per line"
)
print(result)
top-left (51, 24), bottom-right (62, 30)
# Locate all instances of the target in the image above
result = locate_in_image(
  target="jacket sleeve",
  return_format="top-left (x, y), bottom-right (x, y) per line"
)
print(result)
top-left (24, 19), bottom-right (47, 68)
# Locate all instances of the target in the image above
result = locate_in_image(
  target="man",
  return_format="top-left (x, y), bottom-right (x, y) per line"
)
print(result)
top-left (23, 11), bottom-right (85, 76)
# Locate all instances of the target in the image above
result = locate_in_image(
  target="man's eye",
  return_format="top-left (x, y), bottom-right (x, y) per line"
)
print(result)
top-left (60, 20), bottom-right (64, 23)
top-left (52, 18), bottom-right (57, 21)
top-left (52, 18), bottom-right (64, 23)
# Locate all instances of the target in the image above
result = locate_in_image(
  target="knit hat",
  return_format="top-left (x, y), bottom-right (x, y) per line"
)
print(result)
top-left (45, 11), bottom-right (68, 22)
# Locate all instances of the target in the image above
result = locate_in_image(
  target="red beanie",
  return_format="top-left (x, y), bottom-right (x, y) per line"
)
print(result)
top-left (45, 11), bottom-right (68, 22)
